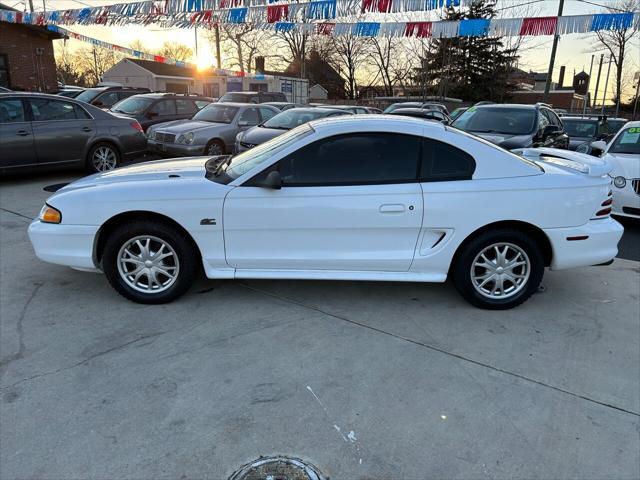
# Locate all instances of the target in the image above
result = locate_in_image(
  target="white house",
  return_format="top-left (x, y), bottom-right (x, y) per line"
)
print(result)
top-left (308, 84), bottom-right (328, 101)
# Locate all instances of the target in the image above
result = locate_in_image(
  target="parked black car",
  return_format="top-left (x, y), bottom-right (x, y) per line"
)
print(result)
top-left (75, 86), bottom-right (151, 109)
top-left (451, 103), bottom-right (569, 150)
top-left (388, 108), bottom-right (451, 124)
top-left (110, 92), bottom-right (214, 132)
top-left (0, 92), bottom-right (147, 174)
top-left (219, 91), bottom-right (287, 103)
top-left (234, 107), bottom-right (351, 153)
top-left (561, 116), bottom-right (612, 150)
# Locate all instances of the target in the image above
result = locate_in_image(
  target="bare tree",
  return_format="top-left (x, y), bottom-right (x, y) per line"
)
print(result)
top-left (367, 37), bottom-right (418, 96)
top-left (208, 25), bottom-right (271, 72)
top-left (329, 34), bottom-right (369, 99)
top-left (592, 0), bottom-right (639, 105)
top-left (54, 42), bottom-right (87, 86)
top-left (73, 46), bottom-right (121, 86)
top-left (157, 42), bottom-right (193, 62)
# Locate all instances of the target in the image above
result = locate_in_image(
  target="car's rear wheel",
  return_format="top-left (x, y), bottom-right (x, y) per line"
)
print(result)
top-left (452, 229), bottom-right (544, 310)
top-left (102, 221), bottom-right (198, 304)
top-left (87, 142), bottom-right (120, 173)
top-left (204, 140), bottom-right (225, 156)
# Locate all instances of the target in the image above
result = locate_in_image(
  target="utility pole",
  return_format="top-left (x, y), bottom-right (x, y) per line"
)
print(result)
top-left (214, 23), bottom-right (222, 69)
top-left (592, 53), bottom-right (604, 113)
top-left (93, 47), bottom-right (99, 85)
top-left (633, 71), bottom-right (640, 121)
top-left (543, 0), bottom-right (564, 102)
top-left (601, 55), bottom-right (612, 115)
top-left (582, 54), bottom-right (594, 115)
top-left (194, 27), bottom-right (198, 57)
top-left (28, 0), bottom-right (34, 12)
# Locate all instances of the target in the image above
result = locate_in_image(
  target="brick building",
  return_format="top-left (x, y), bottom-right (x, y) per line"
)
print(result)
top-left (0, 4), bottom-right (64, 92)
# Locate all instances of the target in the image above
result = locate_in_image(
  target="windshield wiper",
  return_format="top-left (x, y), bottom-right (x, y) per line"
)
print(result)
top-left (265, 125), bottom-right (290, 130)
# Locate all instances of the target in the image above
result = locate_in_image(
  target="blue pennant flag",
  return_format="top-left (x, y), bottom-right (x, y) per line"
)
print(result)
top-left (49, 11), bottom-right (59, 22)
top-left (459, 18), bottom-right (490, 36)
top-left (275, 22), bottom-right (295, 32)
top-left (228, 7), bottom-right (247, 23)
top-left (590, 12), bottom-right (633, 31)
top-left (354, 22), bottom-right (380, 36)
top-left (308, 0), bottom-right (336, 19)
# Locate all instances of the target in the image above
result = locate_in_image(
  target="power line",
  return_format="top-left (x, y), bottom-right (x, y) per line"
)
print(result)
top-left (573, 0), bottom-right (638, 13)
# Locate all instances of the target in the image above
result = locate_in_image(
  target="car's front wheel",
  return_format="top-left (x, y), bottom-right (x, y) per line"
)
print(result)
top-left (102, 221), bottom-right (198, 304)
top-left (204, 140), bottom-right (225, 156)
top-left (452, 229), bottom-right (544, 310)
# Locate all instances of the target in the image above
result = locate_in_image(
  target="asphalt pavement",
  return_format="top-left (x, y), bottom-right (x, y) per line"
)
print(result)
top-left (0, 171), bottom-right (638, 479)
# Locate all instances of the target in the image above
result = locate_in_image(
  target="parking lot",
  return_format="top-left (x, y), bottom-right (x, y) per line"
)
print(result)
top-left (1, 170), bottom-right (639, 479)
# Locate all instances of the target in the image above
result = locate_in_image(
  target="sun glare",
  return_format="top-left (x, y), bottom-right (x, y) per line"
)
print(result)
top-left (196, 53), bottom-right (215, 71)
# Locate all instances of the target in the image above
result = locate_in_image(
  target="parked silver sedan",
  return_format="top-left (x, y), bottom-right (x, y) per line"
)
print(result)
top-left (146, 103), bottom-right (279, 156)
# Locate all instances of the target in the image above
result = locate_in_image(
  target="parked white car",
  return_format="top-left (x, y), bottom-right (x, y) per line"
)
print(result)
top-left (28, 117), bottom-right (623, 309)
top-left (601, 121), bottom-right (640, 219)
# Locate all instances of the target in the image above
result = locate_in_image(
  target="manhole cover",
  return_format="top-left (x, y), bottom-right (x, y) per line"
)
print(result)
top-left (229, 456), bottom-right (325, 480)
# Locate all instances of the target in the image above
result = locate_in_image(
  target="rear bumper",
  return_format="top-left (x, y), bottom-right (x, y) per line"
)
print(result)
top-left (28, 220), bottom-right (99, 270)
top-left (544, 217), bottom-right (624, 270)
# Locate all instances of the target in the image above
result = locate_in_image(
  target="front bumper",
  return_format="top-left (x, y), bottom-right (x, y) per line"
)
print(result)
top-left (148, 140), bottom-right (204, 157)
top-left (28, 220), bottom-right (99, 270)
top-left (611, 181), bottom-right (640, 219)
top-left (543, 217), bottom-right (624, 270)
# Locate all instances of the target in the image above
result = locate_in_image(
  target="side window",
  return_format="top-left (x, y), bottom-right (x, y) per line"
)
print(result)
top-left (277, 133), bottom-right (420, 186)
top-left (95, 91), bottom-right (119, 107)
top-left (150, 100), bottom-right (176, 116)
top-left (0, 99), bottom-right (26, 123)
top-left (356, 108), bottom-right (369, 114)
top-left (537, 110), bottom-right (550, 131)
top-left (545, 109), bottom-right (561, 127)
top-left (176, 99), bottom-right (198, 115)
top-left (29, 98), bottom-right (79, 121)
top-left (195, 100), bottom-right (210, 110)
top-left (420, 138), bottom-right (475, 182)
top-left (238, 108), bottom-right (260, 126)
top-left (73, 104), bottom-right (91, 119)
top-left (259, 107), bottom-right (277, 122)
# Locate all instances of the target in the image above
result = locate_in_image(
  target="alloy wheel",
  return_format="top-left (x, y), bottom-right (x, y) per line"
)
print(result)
top-left (207, 143), bottom-right (223, 155)
top-left (117, 235), bottom-right (180, 294)
top-left (470, 242), bottom-right (531, 299)
top-left (92, 146), bottom-right (117, 171)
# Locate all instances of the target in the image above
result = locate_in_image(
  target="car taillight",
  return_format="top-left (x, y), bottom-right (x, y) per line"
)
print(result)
top-left (130, 121), bottom-right (143, 133)
top-left (592, 192), bottom-right (613, 219)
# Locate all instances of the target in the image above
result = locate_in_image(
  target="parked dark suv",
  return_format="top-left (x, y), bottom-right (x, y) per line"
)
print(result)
top-left (218, 91), bottom-right (287, 103)
top-left (75, 86), bottom-right (151, 109)
top-left (110, 93), bottom-right (214, 131)
top-left (451, 103), bottom-right (569, 150)
top-left (0, 92), bottom-right (147, 174)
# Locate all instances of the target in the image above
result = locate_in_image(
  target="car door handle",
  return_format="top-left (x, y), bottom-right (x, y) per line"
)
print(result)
top-left (379, 204), bottom-right (406, 213)
top-left (81, 127), bottom-right (92, 132)
top-left (16, 130), bottom-right (29, 136)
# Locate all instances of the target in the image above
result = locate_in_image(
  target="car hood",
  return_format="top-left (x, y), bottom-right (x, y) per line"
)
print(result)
top-left (469, 132), bottom-right (532, 149)
top-left (605, 152), bottom-right (640, 179)
top-left (59, 158), bottom-right (211, 192)
top-left (241, 126), bottom-right (286, 145)
top-left (153, 120), bottom-right (227, 133)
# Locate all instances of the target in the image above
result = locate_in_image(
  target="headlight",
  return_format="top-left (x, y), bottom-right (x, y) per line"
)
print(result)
top-left (147, 130), bottom-right (155, 140)
top-left (177, 132), bottom-right (194, 145)
top-left (613, 176), bottom-right (626, 188)
top-left (39, 204), bottom-right (61, 224)
top-left (235, 132), bottom-right (244, 142)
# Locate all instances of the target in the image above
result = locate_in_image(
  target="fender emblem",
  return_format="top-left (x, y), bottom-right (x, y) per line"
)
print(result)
top-left (200, 218), bottom-right (217, 225)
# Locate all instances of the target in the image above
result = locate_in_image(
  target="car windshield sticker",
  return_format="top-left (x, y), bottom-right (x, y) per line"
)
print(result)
top-left (619, 128), bottom-right (640, 144)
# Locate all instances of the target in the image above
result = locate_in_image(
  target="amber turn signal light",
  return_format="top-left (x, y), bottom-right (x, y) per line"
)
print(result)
top-left (39, 204), bottom-right (62, 224)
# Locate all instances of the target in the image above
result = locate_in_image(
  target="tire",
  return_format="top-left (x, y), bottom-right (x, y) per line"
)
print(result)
top-left (204, 140), bottom-right (225, 156)
top-left (102, 220), bottom-right (199, 304)
top-left (452, 228), bottom-right (544, 310)
top-left (87, 142), bottom-right (120, 173)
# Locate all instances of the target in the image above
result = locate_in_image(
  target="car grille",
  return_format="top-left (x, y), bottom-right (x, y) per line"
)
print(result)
top-left (632, 179), bottom-right (640, 195)
top-left (155, 132), bottom-right (176, 144)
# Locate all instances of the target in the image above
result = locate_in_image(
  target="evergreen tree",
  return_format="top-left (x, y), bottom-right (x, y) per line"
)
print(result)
top-left (416, 0), bottom-right (518, 102)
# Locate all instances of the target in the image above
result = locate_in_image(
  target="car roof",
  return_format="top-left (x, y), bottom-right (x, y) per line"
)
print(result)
top-left (475, 104), bottom-right (537, 110)
top-left (210, 102), bottom-right (255, 107)
top-left (561, 116), bottom-right (599, 121)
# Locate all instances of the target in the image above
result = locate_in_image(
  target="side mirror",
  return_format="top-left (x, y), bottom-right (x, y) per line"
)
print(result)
top-left (591, 140), bottom-right (607, 153)
top-left (260, 170), bottom-right (282, 190)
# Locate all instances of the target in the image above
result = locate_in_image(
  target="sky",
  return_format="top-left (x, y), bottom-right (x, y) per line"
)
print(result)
top-left (8, 0), bottom-right (640, 101)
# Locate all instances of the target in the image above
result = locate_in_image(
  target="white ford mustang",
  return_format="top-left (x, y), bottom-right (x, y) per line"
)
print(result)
top-left (29, 116), bottom-right (623, 309)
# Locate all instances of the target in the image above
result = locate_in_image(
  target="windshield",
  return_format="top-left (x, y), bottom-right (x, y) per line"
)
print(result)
top-left (209, 124), bottom-right (313, 184)
top-left (220, 93), bottom-right (255, 103)
top-left (609, 126), bottom-right (640, 155)
top-left (263, 109), bottom-right (330, 130)
top-left (75, 89), bottom-right (102, 103)
top-left (193, 104), bottom-right (239, 123)
top-left (111, 97), bottom-right (154, 114)
top-left (452, 107), bottom-right (535, 135)
top-left (608, 119), bottom-right (627, 133)
top-left (562, 120), bottom-right (598, 138)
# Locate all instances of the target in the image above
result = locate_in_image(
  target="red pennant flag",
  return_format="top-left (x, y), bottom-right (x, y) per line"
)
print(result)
top-left (519, 16), bottom-right (558, 36)
top-left (404, 21), bottom-right (432, 38)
